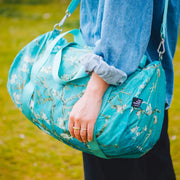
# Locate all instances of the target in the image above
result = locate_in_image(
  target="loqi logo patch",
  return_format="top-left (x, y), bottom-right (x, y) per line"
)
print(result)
top-left (131, 98), bottom-right (143, 108)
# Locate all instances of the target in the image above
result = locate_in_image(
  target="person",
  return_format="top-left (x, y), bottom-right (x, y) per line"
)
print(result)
top-left (68, 0), bottom-right (180, 179)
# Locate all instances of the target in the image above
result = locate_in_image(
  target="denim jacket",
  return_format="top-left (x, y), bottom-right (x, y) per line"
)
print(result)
top-left (79, 0), bottom-right (180, 109)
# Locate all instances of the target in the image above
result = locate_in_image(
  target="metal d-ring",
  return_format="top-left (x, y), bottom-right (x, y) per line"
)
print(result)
top-left (53, 10), bottom-right (71, 31)
top-left (157, 35), bottom-right (165, 60)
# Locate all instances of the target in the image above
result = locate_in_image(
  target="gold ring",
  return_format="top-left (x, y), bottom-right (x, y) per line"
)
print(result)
top-left (81, 128), bottom-right (87, 131)
top-left (73, 127), bottom-right (80, 130)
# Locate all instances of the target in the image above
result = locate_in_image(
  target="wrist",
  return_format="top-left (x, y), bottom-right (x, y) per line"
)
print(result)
top-left (84, 72), bottom-right (109, 99)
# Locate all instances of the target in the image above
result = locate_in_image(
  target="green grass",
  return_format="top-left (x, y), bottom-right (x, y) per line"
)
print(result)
top-left (0, 2), bottom-right (179, 180)
top-left (169, 44), bottom-right (180, 179)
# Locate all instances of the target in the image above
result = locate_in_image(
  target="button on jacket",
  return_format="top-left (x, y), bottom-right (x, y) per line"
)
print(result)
top-left (79, 0), bottom-right (180, 109)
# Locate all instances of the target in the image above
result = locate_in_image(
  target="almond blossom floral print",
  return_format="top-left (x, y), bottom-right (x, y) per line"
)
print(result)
top-left (9, 74), bottom-right (17, 84)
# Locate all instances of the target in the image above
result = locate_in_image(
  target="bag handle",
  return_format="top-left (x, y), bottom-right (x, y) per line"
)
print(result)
top-left (52, 30), bottom-right (89, 85)
top-left (52, 44), bottom-right (88, 85)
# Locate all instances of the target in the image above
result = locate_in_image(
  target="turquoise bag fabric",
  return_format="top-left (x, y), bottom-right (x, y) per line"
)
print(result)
top-left (7, 0), bottom-right (168, 159)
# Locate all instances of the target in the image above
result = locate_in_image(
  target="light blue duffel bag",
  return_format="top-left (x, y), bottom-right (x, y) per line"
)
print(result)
top-left (7, 0), bottom-right (168, 159)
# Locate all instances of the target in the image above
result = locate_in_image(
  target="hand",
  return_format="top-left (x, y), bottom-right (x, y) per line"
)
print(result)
top-left (68, 92), bottom-right (102, 142)
top-left (68, 72), bottom-right (109, 142)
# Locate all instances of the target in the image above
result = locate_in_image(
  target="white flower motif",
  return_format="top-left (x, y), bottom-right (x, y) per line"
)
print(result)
top-left (52, 89), bottom-right (57, 96)
top-left (154, 115), bottom-right (157, 124)
top-left (136, 132), bottom-right (141, 136)
top-left (10, 74), bottom-right (17, 84)
top-left (117, 105), bottom-right (122, 113)
top-left (59, 121), bottom-right (66, 130)
top-left (61, 74), bottom-right (70, 81)
top-left (42, 113), bottom-right (47, 120)
top-left (34, 113), bottom-right (40, 119)
top-left (20, 64), bottom-right (29, 72)
top-left (146, 104), bottom-right (152, 115)
top-left (46, 119), bottom-right (50, 124)
top-left (57, 117), bottom-right (66, 130)
top-left (60, 133), bottom-right (73, 140)
top-left (144, 125), bottom-right (147, 131)
top-left (24, 56), bottom-right (35, 64)
top-left (131, 126), bottom-right (139, 133)
top-left (40, 66), bottom-right (52, 74)
top-left (13, 92), bottom-right (20, 104)
top-left (116, 105), bottom-right (126, 114)
top-left (136, 111), bottom-right (141, 117)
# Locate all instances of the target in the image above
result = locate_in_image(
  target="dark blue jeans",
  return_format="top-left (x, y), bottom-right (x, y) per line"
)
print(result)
top-left (82, 110), bottom-right (176, 180)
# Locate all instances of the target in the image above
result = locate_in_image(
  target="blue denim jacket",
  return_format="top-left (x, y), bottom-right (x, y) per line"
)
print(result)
top-left (79, 0), bottom-right (180, 109)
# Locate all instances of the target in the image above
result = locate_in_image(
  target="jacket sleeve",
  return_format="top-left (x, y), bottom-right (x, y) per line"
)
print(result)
top-left (81, 0), bottom-right (153, 85)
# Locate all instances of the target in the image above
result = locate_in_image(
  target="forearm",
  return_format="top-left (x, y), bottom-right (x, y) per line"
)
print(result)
top-left (84, 71), bottom-right (109, 99)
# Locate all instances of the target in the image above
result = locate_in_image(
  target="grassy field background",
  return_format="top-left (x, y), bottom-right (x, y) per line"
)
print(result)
top-left (0, 1), bottom-right (179, 180)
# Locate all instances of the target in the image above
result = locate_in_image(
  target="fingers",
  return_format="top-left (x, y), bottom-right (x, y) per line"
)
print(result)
top-left (68, 114), bottom-right (82, 142)
top-left (80, 124), bottom-right (88, 142)
top-left (74, 120), bottom-right (83, 142)
top-left (68, 119), bottom-right (75, 138)
top-left (87, 123), bottom-right (94, 142)
top-left (68, 116), bottom-right (93, 143)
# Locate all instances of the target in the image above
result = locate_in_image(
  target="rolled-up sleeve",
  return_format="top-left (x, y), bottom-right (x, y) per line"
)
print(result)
top-left (81, 53), bottom-right (127, 85)
top-left (80, 0), bottom-right (153, 85)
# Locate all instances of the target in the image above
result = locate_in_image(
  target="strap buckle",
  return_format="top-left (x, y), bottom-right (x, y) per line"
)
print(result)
top-left (53, 10), bottom-right (71, 31)
top-left (157, 35), bottom-right (165, 60)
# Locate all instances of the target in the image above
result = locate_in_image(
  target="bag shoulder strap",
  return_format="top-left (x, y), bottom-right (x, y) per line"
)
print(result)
top-left (158, 0), bottom-right (169, 59)
top-left (67, 0), bottom-right (81, 15)
top-left (161, 0), bottom-right (169, 39)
